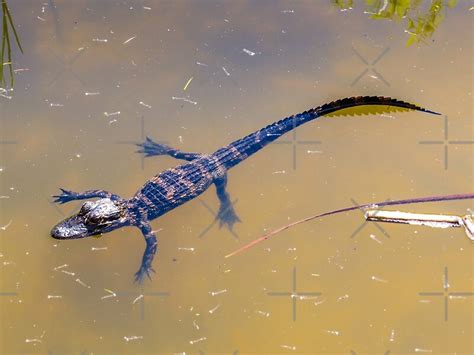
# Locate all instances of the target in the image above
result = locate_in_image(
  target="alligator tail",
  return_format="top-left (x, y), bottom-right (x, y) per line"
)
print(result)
top-left (212, 96), bottom-right (440, 170)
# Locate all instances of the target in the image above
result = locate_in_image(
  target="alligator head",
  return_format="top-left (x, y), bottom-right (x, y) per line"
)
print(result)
top-left (51, 198), bottom-right (129, 239)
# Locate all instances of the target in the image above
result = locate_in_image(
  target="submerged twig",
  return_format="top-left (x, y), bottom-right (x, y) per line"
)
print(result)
top-left (225, 193), bottom-right (474, 258)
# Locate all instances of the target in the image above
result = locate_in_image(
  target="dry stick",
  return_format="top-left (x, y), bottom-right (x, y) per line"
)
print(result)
top-left (225, 193), bottom-right (474, 258)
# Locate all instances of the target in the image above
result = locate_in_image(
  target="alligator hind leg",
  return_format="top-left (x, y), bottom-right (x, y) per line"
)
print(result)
top-left (136, 137), bottom-right (202, 161)
top-left (214, 174), bottom-right (241, 231)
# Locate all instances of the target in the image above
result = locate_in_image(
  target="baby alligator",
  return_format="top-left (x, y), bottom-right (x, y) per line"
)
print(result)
top-left (50, 96), bottom-right (439, 282)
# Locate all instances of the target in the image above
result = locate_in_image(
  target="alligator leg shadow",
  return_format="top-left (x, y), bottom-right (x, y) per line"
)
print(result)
top-left (213, 174), bottom-right (241, 232)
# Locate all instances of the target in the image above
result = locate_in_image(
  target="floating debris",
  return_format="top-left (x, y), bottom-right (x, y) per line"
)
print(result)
top-left (92, 38), bottom-right (108, 43)
top-left (123, 36), bottom-right (136, 44)
top-left (189, 337), bottom-right (206, 345)
top-left (132, 294), bottom-right (144, 304)
top-left (0, 220), bottom-right (12, 231)
top-left (91, 247), bottom-right (108, 251)
top-left (281, 9), bottom-right (295, 13)
top-left (53, 264), bottom-right (68, 271)
top-left (256, 310), bottom-right (270, 317)
top-left (337, 294), bottom-right (349, 302)
top-left (178, 247), bottom-right (195, 252)
top-left (101, 288), bottom-right (117, 300)
top-left (222, 66), bottom-right (230, 76)
top-left (37, 16), bottom-right (46, 21)
top-left (242, 48), bottom-right (256, 56)
top-left (414, 348), bottom-right (432, 353)
top-left (209, 289), bottom-right (227, 296)
top-left (25, 331), bottom-right (45, 345)
top-left (196, 61), bottom-right (208, 66)
top-left (325, 329), bottom-right (340, 336)
top-left (192, 319), bottom-right (200, 330)
top-left (314, 298), bottom-right (326, 306)
top-left (61, 270), bottom-right (75, 276)
top-left (172, 96), bottom-right (197, 105)
top-left (75, 278), bottom-right (91, 288)
top-left (272, 170), bottom-right (286, 174)
top-left (85, 92), bottom-right (100, 96)
top-left (50, 103), bottom-right (64, 107)
top-left (143, 6), bottom-right (151, 10)
top-left (104, 111), bottom-right (121, 117)
top-left (47, 295), bottom-right (62, 299)
top-left (369, 234), bottom-right (382, 244)
top-left (371, 275), bottom-right (388, 283)
top-left (183, 77), bottom-right (193, 91)
top-left (139, 101), bottom-right (152, 108)
top-left (389, 329), bottom-right (395, 342)
top-left (280, 345), bottom-right (296, 351)
top-left (208, 304), bottom-right (220, 314)
top-left (124, 335), bottom-right (143, 342)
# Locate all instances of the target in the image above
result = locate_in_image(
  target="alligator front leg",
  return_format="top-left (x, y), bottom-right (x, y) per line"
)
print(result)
top-left (136, 137), bottom-right (202, 161)
top-left (134, 220), bottom-right (158, 283)
top-left (52, 188), bottom-right (122, 204)
top-left (214, 174), bottom-right (241, 231)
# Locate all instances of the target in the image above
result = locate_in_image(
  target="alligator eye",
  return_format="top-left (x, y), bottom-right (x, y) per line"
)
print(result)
top-left (86, 215), bottom-right (101, 225)
top-left (79, 201), bottom-right (95, 215)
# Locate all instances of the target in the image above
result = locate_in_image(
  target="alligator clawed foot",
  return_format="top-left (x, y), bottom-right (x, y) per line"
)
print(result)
top-left (52, 188), bottom-right (78, 204)
top-left (134, 266), bottom-right (156, 284)
top-left (216, 204), bottom-right (241, 231)
top-left (136, 137), bottom-right (170, 157)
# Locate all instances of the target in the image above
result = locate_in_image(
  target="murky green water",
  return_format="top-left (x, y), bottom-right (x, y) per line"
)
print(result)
top-left (1, 1), bottom-right (472, 354)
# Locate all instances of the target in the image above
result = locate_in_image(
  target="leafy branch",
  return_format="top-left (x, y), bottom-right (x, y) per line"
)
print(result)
top-left (332, 0), bottom-right (458, 45)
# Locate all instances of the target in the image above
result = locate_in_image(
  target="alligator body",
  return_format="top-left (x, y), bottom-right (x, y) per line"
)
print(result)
top-left (51, 96), bottom-right (439, 281)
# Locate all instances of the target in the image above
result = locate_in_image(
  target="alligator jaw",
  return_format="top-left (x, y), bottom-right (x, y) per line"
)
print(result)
top-left (50, 214), bottom-right (89, 239)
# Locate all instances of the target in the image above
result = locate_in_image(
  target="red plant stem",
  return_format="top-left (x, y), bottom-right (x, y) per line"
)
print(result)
top-left (225, 193), bottom-right (474, 258)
